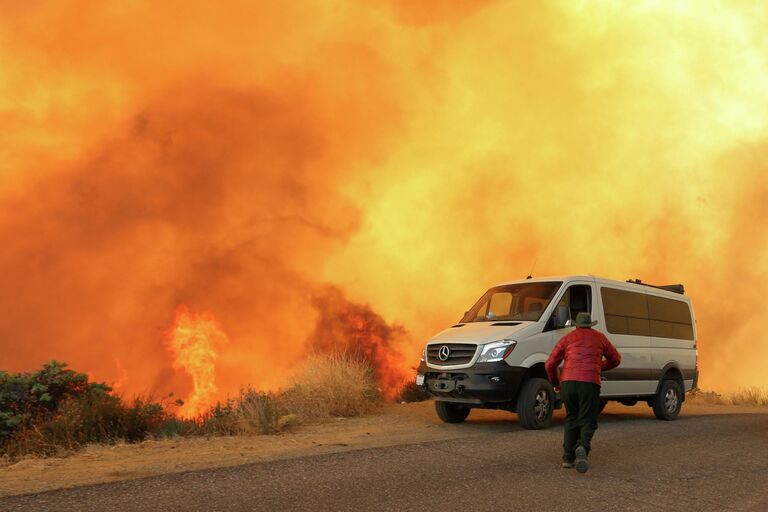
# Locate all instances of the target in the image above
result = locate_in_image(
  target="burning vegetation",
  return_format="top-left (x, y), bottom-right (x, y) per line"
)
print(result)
top-left (163, 289), bottom-right (410, 419)
top-left (307, 286), bottom-right (410, 400)
top-left (0, 356), bottom-right (381, 459)
top-left (1, 1), bottom-right (768, 416)
top-left (165, 306), bottom-right (229, 417)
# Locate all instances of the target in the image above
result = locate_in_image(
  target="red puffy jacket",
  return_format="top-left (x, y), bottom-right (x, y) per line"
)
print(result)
top-left (545, 328), bottom-right (621, 387)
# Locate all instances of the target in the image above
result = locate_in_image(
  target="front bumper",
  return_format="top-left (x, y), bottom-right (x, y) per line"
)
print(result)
top-left (416, 361), bottom-right (527, 406)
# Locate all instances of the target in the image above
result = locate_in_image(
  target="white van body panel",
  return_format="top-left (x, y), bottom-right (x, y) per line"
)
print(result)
top-left (518, 352), bottom-right (552, 368)
top-left (597, 277), bottom-right (696, 396)
top-left (429, 321), bottom-right (532, 345)
top-left (644, 288), bottom-right (697, 393)
top-left (425, 322), bottom-right (535, 370)
top-left (592, 279), bottom-right (655, 396)
top-left (500, 321), bottom-right (555, 369)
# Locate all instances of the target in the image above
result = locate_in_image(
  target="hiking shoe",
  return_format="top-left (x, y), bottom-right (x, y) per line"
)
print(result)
top-left (561, 461), bottom-right (574, 469)
top-left (575, 446), bottom-right (589, 473)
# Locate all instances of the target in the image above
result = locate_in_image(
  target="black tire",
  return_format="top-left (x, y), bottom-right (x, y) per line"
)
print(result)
top-left (517, 378), bottom-right (555, 430)
top-left (435, 401), bottom-right (471, 423)
top-left (652, 379), bottom-right (683, 420)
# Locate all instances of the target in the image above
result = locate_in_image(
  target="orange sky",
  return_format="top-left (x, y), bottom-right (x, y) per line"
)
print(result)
top-left (1, 1), bottom-right (766, 404)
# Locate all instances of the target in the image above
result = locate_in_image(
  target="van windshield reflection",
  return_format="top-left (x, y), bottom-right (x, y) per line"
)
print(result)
top-left (461, 282), bottom-right (562, 323)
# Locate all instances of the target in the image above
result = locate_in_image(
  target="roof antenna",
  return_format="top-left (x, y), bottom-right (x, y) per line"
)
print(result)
top-left (526, 256), bottom-right (538, 280)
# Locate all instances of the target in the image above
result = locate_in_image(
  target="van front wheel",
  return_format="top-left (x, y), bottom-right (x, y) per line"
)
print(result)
top-left (652, 379), bottom-right (683, 420)
top-left (517, 378), bottom-right (554, 430)
top-left (435, 401), bottom-right (471, 423)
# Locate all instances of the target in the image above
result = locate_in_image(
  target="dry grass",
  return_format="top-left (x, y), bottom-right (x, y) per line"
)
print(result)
top-left (202, 389), bottom-right (297, 435)
top-left (688, 388), bottom-right (727, 405)
top-left (184, 391), bottom-right (281, 437)
top-left (157, 353), bottom-right (382, 438)
top-left (279, 353), bottom-right (380, 422)
top-left (689, 387), bottom-right (768, 406)
top-left (729, 387), bottom-right (768, 406)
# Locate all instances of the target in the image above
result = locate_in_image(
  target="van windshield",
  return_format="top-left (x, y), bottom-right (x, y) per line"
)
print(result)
top-left (460, 282), bottom-right (562, 323)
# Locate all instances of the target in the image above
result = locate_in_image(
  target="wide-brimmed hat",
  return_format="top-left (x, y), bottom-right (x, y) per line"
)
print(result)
top-left (574, 312), bottom-right (598, 328)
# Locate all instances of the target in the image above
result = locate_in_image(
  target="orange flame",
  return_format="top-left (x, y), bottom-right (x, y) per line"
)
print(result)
top-left (165, 306), bottom-right (229, 417)
top-left (308, 286), bottom-right (410, 399)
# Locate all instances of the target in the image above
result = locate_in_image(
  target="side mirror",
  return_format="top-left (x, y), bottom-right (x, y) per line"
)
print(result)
top-left (554, 304), bottom-right (569, 328)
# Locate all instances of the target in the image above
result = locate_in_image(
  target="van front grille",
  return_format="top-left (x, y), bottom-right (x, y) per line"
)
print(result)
top-left (427, 343), bottom-right (477, 365)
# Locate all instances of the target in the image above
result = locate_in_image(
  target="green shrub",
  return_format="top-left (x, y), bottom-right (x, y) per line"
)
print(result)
top-left (155, 417), bottom-right (201, 438)
top-left (0, 361), bottom-right (109, 443)
top-left (120, 396), bottom-right (166, 442)
top-left (1, 361), bottom-right (166, 458)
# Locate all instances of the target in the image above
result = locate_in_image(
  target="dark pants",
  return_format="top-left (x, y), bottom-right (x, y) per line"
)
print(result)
top-left (561, 381), bottom-right (601, 462)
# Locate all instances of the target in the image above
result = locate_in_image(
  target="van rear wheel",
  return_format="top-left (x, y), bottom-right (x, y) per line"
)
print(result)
top-left (435, 401), bottom-right (471, 423)
top-left (517, 378), bottom-right (554, 430)
top-left (652, 379), bottom-right (683, 420)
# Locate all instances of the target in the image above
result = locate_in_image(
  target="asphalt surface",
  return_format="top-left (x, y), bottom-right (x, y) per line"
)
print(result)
top-left (2, 410), bottom-right (767, 512)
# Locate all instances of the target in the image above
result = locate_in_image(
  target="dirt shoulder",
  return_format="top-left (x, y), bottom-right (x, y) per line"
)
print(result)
top-left (1, 398), bottom-right (764, 497)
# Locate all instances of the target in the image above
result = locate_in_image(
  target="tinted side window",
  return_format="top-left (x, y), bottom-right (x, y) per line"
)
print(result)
top-left (549, 284), bottom-right (592, 329)
top-left (647, 295), bottom-right (694, 340)
top-left (600, 287), bottom-right (650, 336)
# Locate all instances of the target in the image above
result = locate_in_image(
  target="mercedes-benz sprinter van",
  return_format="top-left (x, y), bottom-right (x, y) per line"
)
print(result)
top-left (415, 275), bottom-right (698, 429)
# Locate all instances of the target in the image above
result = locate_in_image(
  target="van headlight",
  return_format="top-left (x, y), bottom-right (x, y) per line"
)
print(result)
top-left (477, 340), bottom-right (516, 363)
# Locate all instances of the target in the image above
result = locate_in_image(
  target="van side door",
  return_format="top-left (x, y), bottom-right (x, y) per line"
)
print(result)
top-left (596, 286), bottom-right (655, 396)
top-left (544, 279), bottom-right (595, 366)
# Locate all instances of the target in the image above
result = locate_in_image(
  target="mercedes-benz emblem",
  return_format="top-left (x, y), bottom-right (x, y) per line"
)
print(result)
top-left (437, 345), bottom-right (451, 361)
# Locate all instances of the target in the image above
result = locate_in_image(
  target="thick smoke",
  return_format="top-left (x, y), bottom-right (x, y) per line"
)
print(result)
top-left (0, 76), bottom-right (400, 399)
top-left (1, 1), bottom-right (768, 401)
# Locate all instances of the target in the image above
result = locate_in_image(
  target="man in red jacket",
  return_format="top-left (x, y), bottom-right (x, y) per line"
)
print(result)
top-left (545, 312), bottom-right (621, 473)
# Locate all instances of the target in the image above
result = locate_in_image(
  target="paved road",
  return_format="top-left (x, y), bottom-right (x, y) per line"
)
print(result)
top-left (2, 411), bottom-right (767, 512)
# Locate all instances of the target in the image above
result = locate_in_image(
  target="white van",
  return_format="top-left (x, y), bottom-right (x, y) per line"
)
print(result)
top-left (415, 275), bottom-right (698, 429)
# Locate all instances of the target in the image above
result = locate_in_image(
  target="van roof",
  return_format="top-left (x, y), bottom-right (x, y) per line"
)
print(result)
top-left (492, 275), bottom-right (691, 302)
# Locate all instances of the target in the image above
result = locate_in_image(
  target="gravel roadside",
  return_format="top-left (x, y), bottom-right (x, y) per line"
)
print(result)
top-left (2, 408), bottom-right (767, 512)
